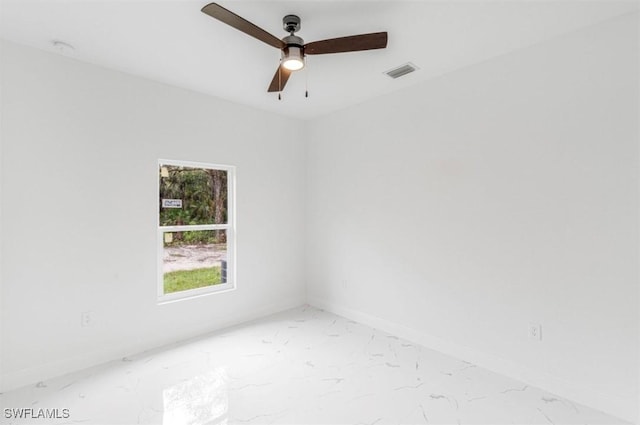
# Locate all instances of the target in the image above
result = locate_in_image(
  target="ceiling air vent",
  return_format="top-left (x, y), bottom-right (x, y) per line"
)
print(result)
top-left (385, 62), bottom-right (418, 79)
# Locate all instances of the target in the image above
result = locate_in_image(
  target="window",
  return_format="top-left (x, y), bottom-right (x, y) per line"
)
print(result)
top-left (158, 160), bottom-right (235, 302)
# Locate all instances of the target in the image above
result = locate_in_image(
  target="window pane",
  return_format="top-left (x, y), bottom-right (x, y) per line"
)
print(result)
top-left (163, 230), bottom-right (228, 294)
top-left (159, 165), bottom-right (228, 226)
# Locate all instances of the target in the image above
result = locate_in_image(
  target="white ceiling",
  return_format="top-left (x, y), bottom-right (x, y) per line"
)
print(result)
top-left (1, 0), bottom-right (637, 119)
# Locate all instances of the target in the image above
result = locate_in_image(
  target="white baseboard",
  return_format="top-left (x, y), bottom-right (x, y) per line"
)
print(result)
top-left (308, 296), bottom-right (638, 424)
top-left (1, 297), bottom-right (305, 393)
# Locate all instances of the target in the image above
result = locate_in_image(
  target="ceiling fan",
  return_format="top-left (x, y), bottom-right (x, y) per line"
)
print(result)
top-left (201, 3), bottom-right (388, 94)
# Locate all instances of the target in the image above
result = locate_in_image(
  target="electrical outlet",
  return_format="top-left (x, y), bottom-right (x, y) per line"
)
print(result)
top-left (528, 323), bottom-right (542, 341)
top-left (81, 311), bottom-right (93, 328)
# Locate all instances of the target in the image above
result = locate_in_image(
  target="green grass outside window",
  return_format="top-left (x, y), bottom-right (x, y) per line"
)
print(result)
top-left (164, 267), bottom-right (222, 294)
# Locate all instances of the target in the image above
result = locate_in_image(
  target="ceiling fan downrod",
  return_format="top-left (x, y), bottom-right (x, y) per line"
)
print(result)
top-left (283, 15), bottom-right (301, 34)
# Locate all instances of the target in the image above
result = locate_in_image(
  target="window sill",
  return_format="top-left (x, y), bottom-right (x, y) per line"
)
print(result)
top-left (157, 283), bottom-right (235, 305)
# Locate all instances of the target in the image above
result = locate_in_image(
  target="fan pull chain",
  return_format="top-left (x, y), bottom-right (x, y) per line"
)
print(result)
top-left (305, 59), bottom-right (309, 98)
top-left (278, 62), bottom-right (282, 100)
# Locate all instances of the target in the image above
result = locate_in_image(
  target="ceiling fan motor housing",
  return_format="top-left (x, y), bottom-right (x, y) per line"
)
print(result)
top-left (282, 34), bottom-right (305, 61)
top-left (283, 34), bottom-right (304, 48)
top-left (283, 14), bottom-right (301, 34)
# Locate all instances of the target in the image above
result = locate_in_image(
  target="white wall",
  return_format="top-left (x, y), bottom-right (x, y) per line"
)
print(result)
top-left (306, 13), bottom-right (638, 423)
top-left (0, 40), bottom-right (306, 392)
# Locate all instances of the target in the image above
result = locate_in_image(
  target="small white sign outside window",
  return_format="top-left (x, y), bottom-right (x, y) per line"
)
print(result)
top-left (162, 199), bottom-right (183, 209)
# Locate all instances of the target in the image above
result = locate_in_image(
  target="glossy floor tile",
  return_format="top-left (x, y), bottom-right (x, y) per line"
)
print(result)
top-left (0, 306), bottom-right (628, 425)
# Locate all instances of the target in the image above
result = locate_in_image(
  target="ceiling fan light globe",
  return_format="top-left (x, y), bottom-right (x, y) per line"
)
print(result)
top-left (283, 58), bottom-right (304, 71)
top-left (282, 44), bottom-right (305, 71)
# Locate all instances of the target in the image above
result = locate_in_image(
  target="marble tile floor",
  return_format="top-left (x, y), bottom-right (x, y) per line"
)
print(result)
top-left (0, 306), bottom-right (628, 425)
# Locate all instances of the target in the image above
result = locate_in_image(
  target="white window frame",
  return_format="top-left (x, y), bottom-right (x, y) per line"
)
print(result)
top-left (157, 159), bottom-right (236, 304)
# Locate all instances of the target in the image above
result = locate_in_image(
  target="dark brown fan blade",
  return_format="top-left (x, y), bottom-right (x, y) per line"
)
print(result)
top-left (267, 65), bottom-right (292, 92)
top-left (201, 3), bottom-right (284, 49)
top-left (304, 32), bottom-right (387, 55)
